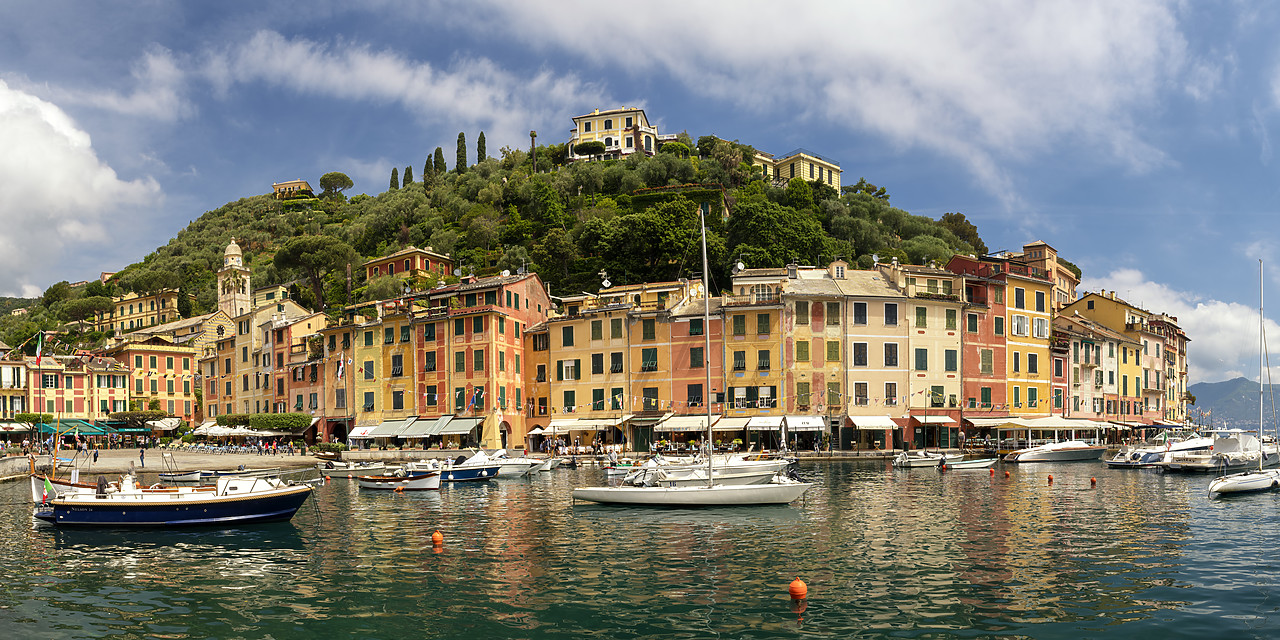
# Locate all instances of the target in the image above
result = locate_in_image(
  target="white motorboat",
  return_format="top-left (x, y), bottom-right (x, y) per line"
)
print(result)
top-left (33, 474), bottom-right (312, 526)
top-left (356, 470), bottom-right (441, 491)
top-left (470, 449), bottom-right (549, 477)
top-left (945, 458), bottom-right (999, 469)
top-left (892, 450), bottom-right (963, 468)
top-left (1105, 434), bottom-right (1213, 469)
top-left (1163, 430), bottom-right (1280, 473)
top-left (316, 460), bottom-right (388, 478)
top-left (573, 475), bottom-right (812, 506)
top-left (627, 465), bottom-right (778, 487)
top-left (1003, 441), bottom-right (1107, 463)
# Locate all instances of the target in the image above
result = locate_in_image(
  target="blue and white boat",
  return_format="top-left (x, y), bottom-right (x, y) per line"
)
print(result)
top-left (406, 456), bottom-right (501, 482)
top-left (32, 474), bottom-right (312, 527)
top-left (1104, 433), bottom-right (1213, 469)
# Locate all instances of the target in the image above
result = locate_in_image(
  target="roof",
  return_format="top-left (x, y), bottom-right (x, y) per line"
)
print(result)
top-left (125, 311), bottom-right (221, 337)
top-left (769, 148), bottom-right (841, 167)
top-left (670, 297), bottom-right (722, 318)
top-left (362, 245), bottom-right (451, 266)
top-left (573, 106), bottom-right (647, 120)
top-left (834, 271), bottom-right (905, 298)
top-left (782, 277), bottom-right (843, 297)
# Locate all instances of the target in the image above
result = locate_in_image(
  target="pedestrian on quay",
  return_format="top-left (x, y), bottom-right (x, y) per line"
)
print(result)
top-left (92, 449), bottom-right (98, 465)
top-left (139, 447), bottom-right (145, 468)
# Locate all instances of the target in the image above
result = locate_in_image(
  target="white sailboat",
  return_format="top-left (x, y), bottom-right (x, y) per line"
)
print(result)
top-left (1209, 260), bottom-right (1280, 496)
top-left (572, 207), bottom-right (813, 506)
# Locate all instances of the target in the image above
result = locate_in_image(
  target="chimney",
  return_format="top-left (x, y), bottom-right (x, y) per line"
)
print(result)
top-left (787, 263), bottom-right (798, 279)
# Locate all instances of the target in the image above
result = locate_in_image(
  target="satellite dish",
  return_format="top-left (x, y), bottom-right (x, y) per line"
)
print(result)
top-left (502, 269), bottom-right (511, 277)
top-left (602, 279), bottom-right (611, 288)
top-left (517, 267), bottom-right (527, 275)
top-left (873, 254), bottom-right (879, 263)
top-left (453, 268), bottom-right (461, 276)
top-left (736, 261), bottom-right (745, 272)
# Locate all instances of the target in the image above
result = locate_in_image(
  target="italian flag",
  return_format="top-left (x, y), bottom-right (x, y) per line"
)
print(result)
top-left (34, 332), bottom-right (43, 365)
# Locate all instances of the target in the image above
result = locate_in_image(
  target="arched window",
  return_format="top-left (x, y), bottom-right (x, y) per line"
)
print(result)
top-left (644, 136), bottom-right (652, 152)
top-left (604, 137), bottom-right (613, 148)
top-left (750, 284), bottom-right (774, 302)
top-left (604, 119), bottom-right (613, 130)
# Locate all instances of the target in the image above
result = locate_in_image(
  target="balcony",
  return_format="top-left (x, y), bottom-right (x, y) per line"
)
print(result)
top-left (724, 293), bottom-right (778, 307)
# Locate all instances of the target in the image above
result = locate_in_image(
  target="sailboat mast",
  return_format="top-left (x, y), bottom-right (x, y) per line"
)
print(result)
top-left (1261, 259), bottom-right (1265, 472)
top-left (701, 209), bottom-right (714, 485)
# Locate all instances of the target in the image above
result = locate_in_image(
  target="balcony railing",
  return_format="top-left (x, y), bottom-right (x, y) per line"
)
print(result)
top-left (723, 293), bottom-right (778, 307)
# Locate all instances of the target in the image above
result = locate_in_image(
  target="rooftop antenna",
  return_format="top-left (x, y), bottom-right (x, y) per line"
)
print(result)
top-left (599, 270), bottom-right (611, 289)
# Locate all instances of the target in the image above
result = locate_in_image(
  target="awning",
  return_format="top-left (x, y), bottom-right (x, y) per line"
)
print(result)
top-left (627, 413), bottom-right (672, 426)
top-left (965, 416), bottom-right (1024, 428)
top-left (1023, 416), bottom-right (1104, 430)
top-left (713, 417), bottom-right (751, 431)
top-left (42, 420), bottom-right (113, 435)
top-left (147, 417), bottom-right (183, 431)
top-left (785, 416), bottom-right (826, 432)
top-left (368, 417), bottom-right (415, 438)
top-left (438, 417), bottom-right (483, 435)
top-left (0, 421), bottom-right (30, 432)
top-left (347, 425), bottom-right (379, 439)
top-left (912, 415), bottom-right (957, 425)
top-left (747, 416), bottom-right (784, 431)
top-left (657, 415), bottom-right (721, 432)
top-left (526, 426), bottom-right (546, 436)
top-left (568, 418), bottom-right (619, 430)
top-left (850, 415), bottom-right (898, 430)
top-left (400, 416), bottom-right (443, 438)
top-left (544, 418), bottom-right (579, 435)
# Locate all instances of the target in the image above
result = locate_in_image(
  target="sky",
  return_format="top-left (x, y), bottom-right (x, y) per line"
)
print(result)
top-left (3, 0), bottom-right (1280, 384)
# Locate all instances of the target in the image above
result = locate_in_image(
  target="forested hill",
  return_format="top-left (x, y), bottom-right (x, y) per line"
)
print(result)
top-left (4, 135), bottom-right (992, 352)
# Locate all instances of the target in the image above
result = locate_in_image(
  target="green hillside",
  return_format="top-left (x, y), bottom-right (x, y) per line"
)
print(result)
top-left (0, 135), bottom-right (990, 355)
top-left (1187, 377), bottom-right (1280, 431)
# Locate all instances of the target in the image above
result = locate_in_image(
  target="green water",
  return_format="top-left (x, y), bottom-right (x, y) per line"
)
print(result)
top-left (3, 461), bottom-right (1280, 638)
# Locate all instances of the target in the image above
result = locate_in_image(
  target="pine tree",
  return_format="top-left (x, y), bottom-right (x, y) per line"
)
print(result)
top-left (434, 147), bottom-right (446, 174)
top-left (477, 131), bottom-right (487, 162)
top-left (390, 167), bottom-right (399, 190)
top-left (456, 132), bottom-right (467, 174)
top-left (403, 165), bottom-right (413, 185)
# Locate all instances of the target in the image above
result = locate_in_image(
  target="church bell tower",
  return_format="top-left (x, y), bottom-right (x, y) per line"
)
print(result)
top-left (217, 237), bottom-right (252, 317)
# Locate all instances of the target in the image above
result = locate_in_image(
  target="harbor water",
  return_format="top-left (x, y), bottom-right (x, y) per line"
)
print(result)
top-left (3, 460), bottom-right (1280, 638)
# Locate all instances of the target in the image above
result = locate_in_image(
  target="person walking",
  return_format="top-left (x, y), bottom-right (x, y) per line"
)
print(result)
top-left (139, 447), bottom-right (145, 468)
top-left (92, 449), bottom-right (98, 465)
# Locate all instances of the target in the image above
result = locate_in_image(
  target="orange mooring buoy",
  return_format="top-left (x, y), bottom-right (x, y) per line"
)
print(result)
top-left (324, 476), bottom-right (331, 484)
top-left (989, 468), bottom-right (995, 476)
top-left (789, 577), bottom-right (808, 600)
top-left (1091, 477), bottom-right (1097, 487)
top-left (394, 486), bottom-right (404, 493)
top-left (432, 530), bottom-right (444, 545)
top-left (1047, 474), bottom-right (1054, 485)
top-left (1004, 470), bottom-right (1010, 478)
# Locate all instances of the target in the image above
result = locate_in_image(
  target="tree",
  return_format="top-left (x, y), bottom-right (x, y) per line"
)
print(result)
top-left (574, 141), bottom-right (606, 157)
top-left (842, 177), bottom-right (890, 202)
top-left (939, 212), bottom-right (988, 255)
top-left (403, 165), bottom-right (413, 186)
top-left (434, 147), bottom-right (446, 174)
top-left (272, 235), bottom-right (358, 311)
top-left (84, 280), bottom-right (113, 298)
top-left (659, 141), bottom-right (691, 158)
top-left (42, 281), bottom-right (71, 308)
top-left (477, 131), bottom-right (487, 162)
top-left (109, 409), bottom-right (169, 432)
top-left (318, 172), bottom-right (354, 200)
top-left (423, 158), bottom-right (433, 181)
top-left (120, 269), bottom-right (180, 301)
top-left (727, 199), bottom-right (827, 267)
top-left (63, 296), bottom-right (113, 332)
top-left (456, 132), bottom-right (468, 174)
top-left (389, 167), bottom-right (399, 190)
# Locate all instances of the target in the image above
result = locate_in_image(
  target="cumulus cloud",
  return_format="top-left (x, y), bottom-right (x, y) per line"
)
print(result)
top-left (200, 30), bottom-right (608, 151)
top-left (0, 80), bottom-right (160, 296)
top-left (40, 47), bottom-right (192, 122)
top-left (1081, 268), bottom-right (1278, 384)
top-left (436, 0), bottom-right (1189, 210)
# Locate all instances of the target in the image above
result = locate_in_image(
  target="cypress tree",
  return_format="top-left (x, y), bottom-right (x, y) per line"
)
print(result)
top-left (423, 158), bottom-right (431, 180)
top-left (389, 167), bottom-right (399, 190)
top-left (403, 165), bottom-right (413, 185)
top-left (477, 131), bottom-right (486, 162)
top-left (456, 132), bottom-right (467, 174)
top-left (434, 147), bottom-right (446, 174)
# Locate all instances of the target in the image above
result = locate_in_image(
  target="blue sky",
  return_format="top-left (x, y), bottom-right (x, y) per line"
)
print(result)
top-left (2, 1), bottom-right (1279, 383)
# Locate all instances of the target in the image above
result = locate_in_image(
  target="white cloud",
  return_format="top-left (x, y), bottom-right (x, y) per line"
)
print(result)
top-left (1081, 268), bottom-right (1280, 385)
top-left (40, 47), bottom-right (191, 122)
top-left (440, 0), bottom-right (1189, 211)
top-left (0, 80), bottom-right (160, 296)
top-left (200, 30), bottom-right (608, 151)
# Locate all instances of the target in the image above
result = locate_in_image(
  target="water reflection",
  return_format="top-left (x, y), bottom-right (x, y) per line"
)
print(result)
top-left (1, 461), bottom-right (1278, 638)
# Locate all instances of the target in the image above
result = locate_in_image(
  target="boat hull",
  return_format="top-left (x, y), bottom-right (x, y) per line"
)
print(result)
top-left (434, 465), bottom-right (500, 482)
top-left (1208, 470), bottom-right (1280, 495)
top-left (356, 472), bottom-right (441, 490)
top-left (946, 458), bottom-right (998, 469)
top-left (893, 452), bottom-right (963, 468)
top-left (572, 482), bottom-right (812, 506)
top-left (316, 462), bottom-right (387, 478)
top-left (33, 486), bottom-right (312, 526)
top-left (157, 471), bottom-right (206, 482)
top-left (1004, 445), bottom-right (1107, 463)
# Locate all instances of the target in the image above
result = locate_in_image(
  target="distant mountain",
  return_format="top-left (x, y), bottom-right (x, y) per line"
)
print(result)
top-left (1188, 377), bottom-right (1280, 430)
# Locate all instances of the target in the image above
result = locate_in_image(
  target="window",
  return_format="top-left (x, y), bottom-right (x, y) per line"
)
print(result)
top-left (610, 352), bottom-right (623, 373)
top-left (1054, 388), bottom-right (1063, 409)
top-left (392, 390), bottom-right (404, 410)
top-left (795, 301), bottom-right (809, 325)
top-left (994, 316), bottom-right (1005, 336)
top-left (1033, 318), bottom-right (1049, 339)
top-left (915, 348), bottom-right (928, 371)
top-left (1013, 352), bottom-right (1021, 373)
top-left (455, 351), bottom-right (465, 373)
top-left (690, 346), bottom-right (704, 368)
top-left (363, 360), bottom-right (374, 380)
top-left (473, 316), bottom-right (483, 333)
top-left (473, 349), bottom-right (485, 371)
top-left (757, 349), bottom-right (770, 370)
top-left (885, 382), bottom-right (898, 406)
top-left (1028, 353), bottom-right (1039, 374)
top-left (401, 325), bottom-right (411, 342)
top-left (826, 341), bottom-right (840, 362)
top-left (1036, 291), bottom-right (1046, 312)
top-left (980, 349), bottom-right (994, 375)
top-left (363, 392), bottom-right (375, 411)
top-left (885, 303), bottom-right (898, 326)
top-left (559, 359), bottom-right (580, 380)
top-left (1014, 288), bottom-right (1026, 309)
top-left (562, 325), bottom-right (575, 347)
top-left (853, 302), bottom-right (867, 325)
top-left (827, 382), bottom-right (840, 407)
top-left (425, 385), bottom-right (437, 407)
top-left (945, 349), bottom-right (957, 372)
top-left (980, 386), bottom-right (992, 407)
top-left (854, 382), bottom-right (869, 406)
top-left (1011, 315), bottom-right (1029, 337)
top-left (689, 318), bottom-right (704, 336)
top-left (591, 353), bottom-right (604, 375)
top-left (365, 330), bottom-right (374, 346)
top-left (796, 382), bottom-right (811, 407)
top-left (687, 384), bottom-right (703, 407)
top-left (915, 307), bottom-right (927, 328)
top-left (641, 387), bottom-right (659, 411)
top-left (642, 319), bottom-right (656, 340)
top-left (591, 320), bottom-right (602, 341)
top-left (967, 313), bottom-right (979, 333)
top-left (454, 318), bottom-right (465, 336)
top-left (756, 313), bottom-right (770, 335)
top-left (827, 302), bottom-right (840, 325)
top-left (641, 348), bottom-right (658, 372)
top-left (796, 341), bottom-right (809, 362)
top-left (945, 309), bottom-right (957, 330)
top-left (536, 364), bottom-right (547, 383)
top-left (611, 318), bottom-right (623, 339)
top-left (853, 342), bottom-right (868, 366)
top-left (391, 354), bottom-right (403, 377)
top-left (732, 315), bottom-right (746, 336)
top-left (733, 350), bottom-right (746, 371)
top-left (931, 385), bottom-right (945, 408)
top-left (884, 343), bottom-right (899, 367)
top-left (1029, 387), bottom-right (1039, 408)
top-left (424, 351), bottom-right (437, 372)
top-left (611, 387), bottom-right (624, 410)
top-left (592, 388), bottom-right (605, 411)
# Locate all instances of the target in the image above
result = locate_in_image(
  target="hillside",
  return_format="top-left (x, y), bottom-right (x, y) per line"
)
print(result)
top-left (1187, 377), bottom-right (1280, 430)
top-left (0, 136), bottom-right (990, 355)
